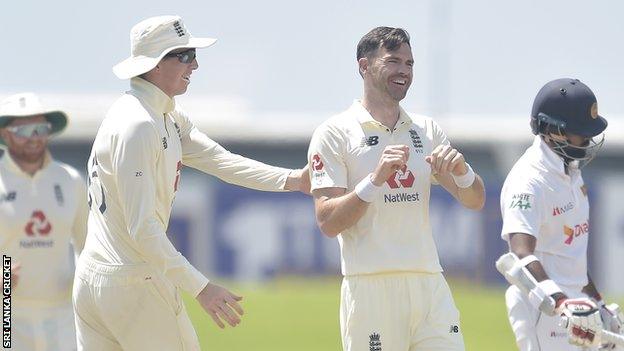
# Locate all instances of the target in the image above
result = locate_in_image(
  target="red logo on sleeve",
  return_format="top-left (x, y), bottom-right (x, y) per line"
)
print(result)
top-left (312, 154), bottom-right (324, 171)
top-left (386, 165), bottom-right (415, 189)
top-left (25, 210), bottom-right (52, 236)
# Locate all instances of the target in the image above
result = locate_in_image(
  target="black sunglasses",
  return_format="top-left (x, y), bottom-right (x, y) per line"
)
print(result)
top-left (164, 49), bottom-right (196, 64)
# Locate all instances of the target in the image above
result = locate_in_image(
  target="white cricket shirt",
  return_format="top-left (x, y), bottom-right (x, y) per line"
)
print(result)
top-left (501, 135), bottom-right (589, 287)
top-left (308, 100), bottom-right (450, 276)
top-left (82, 77), bottom-right (291, 297)
top-left (0, 151), bottom-right (87, 306)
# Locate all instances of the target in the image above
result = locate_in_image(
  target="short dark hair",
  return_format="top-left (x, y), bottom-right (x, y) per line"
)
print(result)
top-left (356, 27), bottom-right (411, 61)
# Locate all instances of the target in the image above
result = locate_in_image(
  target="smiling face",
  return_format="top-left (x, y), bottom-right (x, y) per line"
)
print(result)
top-left (360, 43), bottom-right (414, 102)
top-left (0, 115), bottom-right (49, 164)
top-left (145, 48), bottom-right (199, 97)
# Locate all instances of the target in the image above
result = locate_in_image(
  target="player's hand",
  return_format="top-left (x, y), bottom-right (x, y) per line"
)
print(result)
top-left (196, 282), bottom-right (244, 329)
top-left (425, 145), bottom-right (467, 177)
top-left (10, 262), bottom-right (20, 289)
top-left (559, 298), bottom-right (602, 347)
top-left (285, 164), bottom-right (311, 195)
top-left (371, 145), bottom-right (409, 186)
top-left (596, 302), bottom-right (623, 349)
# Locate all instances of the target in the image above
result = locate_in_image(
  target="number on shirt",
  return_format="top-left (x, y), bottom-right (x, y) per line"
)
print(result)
top-left (87, 153), bottom-right (106, 214)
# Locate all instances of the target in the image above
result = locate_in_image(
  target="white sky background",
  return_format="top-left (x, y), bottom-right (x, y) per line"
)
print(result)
top-left (1, 0), bottom-right (623, 119)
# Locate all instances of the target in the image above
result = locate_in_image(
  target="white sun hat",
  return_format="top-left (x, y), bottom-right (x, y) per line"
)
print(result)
top-left (113, 15), bottom-right (217, 79)
top-left (0, 93), bottom-right (68, 145)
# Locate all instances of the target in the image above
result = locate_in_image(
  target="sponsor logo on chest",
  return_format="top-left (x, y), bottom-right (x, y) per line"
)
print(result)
top-left (384, 165), bottom-right (420, 203)
top-left (21, 210), bottom-right (54, 248)
top-left (563, 220), bottom-right (589, 245)
top-left (552, 201), bottom-right (574, 216)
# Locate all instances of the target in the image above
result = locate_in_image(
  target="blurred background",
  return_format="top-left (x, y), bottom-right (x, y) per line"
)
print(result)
top-left (2, 0), bottom-right (624, 349)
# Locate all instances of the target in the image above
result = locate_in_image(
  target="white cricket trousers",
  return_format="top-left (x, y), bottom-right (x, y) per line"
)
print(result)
top-left (505, 285), bottom-right (598, 351)
top-left (72, 256), bottom-right (199, 351)
top-left (6, 301), bottom-right (76, 351)
top-left (340, 272), bottom-right (465, 351)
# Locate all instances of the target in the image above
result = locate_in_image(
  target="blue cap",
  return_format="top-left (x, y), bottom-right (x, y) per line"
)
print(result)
top-left (531, 78), bottom-right (607, 137)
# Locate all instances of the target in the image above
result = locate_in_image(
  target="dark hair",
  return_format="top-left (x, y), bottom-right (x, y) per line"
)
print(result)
top-left (356, 27), bottom-right (411, 61)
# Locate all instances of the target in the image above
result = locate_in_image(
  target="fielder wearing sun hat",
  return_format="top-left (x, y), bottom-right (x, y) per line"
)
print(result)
top-left (112, 15), bottom-right (217, 79)
top-left (0, 92), bottom-right (68, 145)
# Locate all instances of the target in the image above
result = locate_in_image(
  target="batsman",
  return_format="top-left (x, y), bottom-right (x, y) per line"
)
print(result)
top-left (498, 78), bottom-right (623, 350)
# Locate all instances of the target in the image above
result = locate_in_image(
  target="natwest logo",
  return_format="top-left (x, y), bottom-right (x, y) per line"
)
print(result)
top-left (386, 165), bottom-right (415, 189)
top-left (563, 220), bottom-right (589, 245)
top-left (25, 210), bottom-right (52, 236)
top-left (312, 154), bottom-right (324, 171)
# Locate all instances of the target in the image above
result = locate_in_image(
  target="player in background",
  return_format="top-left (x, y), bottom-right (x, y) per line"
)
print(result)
top-left (499, 78), bottom-right (622, 350)
top-left (308, 27), bottom-right (485, 351)
top-left (72, 15), bottom-right (309, 351)
top-left (0, 93), bottom-right (88, 351)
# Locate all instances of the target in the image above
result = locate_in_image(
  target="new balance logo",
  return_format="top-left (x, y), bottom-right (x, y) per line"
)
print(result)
top-left (162, 137), bottom-right (168, 149)
top-left (369, 333), bottom-right (381, 351)
top-left (0, 191), bottom-right (16, 203)
top-left (360, 136), bottom-right (379, 147)
top-left (449, 325), bottom-right (460, 333)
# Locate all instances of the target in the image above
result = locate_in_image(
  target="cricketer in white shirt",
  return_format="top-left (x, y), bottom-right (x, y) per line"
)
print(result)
top-left (499, 78), bottom-right (620, 350)
top-left (501, 136), bottom-right (597, 350)
top-left (0, 150), bottom-right (87, 351)
top-left (309, 100), bottom-right (481, 351)
top-left (73, 77), bottom-right (296, 350)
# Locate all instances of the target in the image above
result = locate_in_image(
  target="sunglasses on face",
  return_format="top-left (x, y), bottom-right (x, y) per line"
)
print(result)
top-left (5, 122), bottom-right (52, 138)
top-left (164, 49), bottom-right (196, 64)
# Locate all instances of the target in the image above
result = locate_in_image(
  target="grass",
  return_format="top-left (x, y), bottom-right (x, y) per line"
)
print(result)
top-left (183, 277), bottom-right (519, 350)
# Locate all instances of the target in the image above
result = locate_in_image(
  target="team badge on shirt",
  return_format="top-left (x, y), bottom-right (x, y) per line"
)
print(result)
top-left (408, 129), bottom-right (423, 153)
top-left (369, 332), bottom-right (381, 351)
top-left (54, 184), bottom-right (64, 206)
top-left (509, 193), bottom-right (533, 210)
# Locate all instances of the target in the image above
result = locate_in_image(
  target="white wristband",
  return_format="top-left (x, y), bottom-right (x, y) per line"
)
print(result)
top-left (452, 163), bottom-right (476, 188)
top-left (354, 174), bottom-right (381, 203)
top-left (519, 255), bottom-right (539, 267)
top-left (537, 279), bottom-right (563, 297)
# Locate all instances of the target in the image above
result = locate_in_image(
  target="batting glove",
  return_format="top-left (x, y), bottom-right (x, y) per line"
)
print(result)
top-left (559, 298), bottom-right (602, 347)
